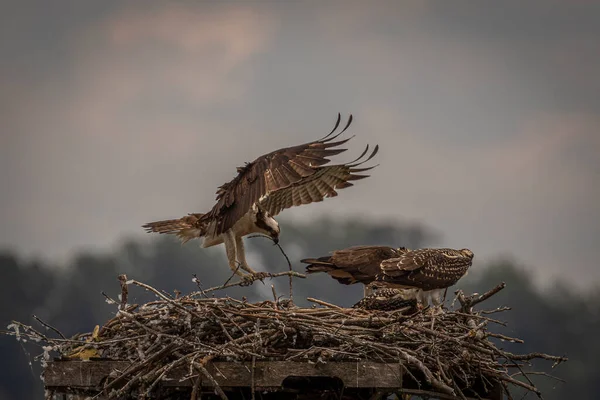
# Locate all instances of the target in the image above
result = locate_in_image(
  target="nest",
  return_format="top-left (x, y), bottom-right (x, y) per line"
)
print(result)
top-left (5, 275), bottom-right (566, 400)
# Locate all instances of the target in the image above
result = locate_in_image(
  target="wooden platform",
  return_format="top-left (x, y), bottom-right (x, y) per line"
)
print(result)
top-left (45, 360), bottom-right (405, 389)
top-left (43, 360), bottom-right (503, 399)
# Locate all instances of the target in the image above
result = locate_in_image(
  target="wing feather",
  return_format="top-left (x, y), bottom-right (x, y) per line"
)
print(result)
top-left (288, 159), bottom-right (316, 176)
top-left (259, 145), bottom-right (378, 217)
top-left (201, 114), bottom-right (379, 235)
top-left (378, 248), bottom-right (474, 290)
top-left (279, 163), bottom-right (302, 182)
top-left (302, 245), bottom-right (406, 285)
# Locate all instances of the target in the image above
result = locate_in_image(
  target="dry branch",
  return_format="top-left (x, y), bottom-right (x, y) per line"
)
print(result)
top-left (191, 270), bottom-right (306, 296)
top-left (118, 274), bottom-right (129, 311)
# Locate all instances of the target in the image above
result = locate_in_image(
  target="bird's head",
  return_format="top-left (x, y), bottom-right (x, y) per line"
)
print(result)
top-left (459, 249), bottom-right (474, 259)
top-left (254, 207), bottom-right (280, 245)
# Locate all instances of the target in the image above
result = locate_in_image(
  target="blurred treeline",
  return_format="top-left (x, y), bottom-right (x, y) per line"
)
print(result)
top-left (1, 218), bottom-right (598, 399)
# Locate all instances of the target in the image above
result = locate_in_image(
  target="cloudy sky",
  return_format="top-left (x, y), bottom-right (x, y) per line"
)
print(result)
top-left (1, 1), bottom-right (599, 288)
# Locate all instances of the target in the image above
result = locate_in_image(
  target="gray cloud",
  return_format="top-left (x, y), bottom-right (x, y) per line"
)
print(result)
top-left (1, 1), bottom-right (598, 288)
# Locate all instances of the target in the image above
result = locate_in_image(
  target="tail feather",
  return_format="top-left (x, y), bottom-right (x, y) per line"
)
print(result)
top-left (301, 256), bottom-right (357, 285)
top-left (142, 213), bottom-right (206, 244)
top-left (301, 257), bottom-right (335, 273)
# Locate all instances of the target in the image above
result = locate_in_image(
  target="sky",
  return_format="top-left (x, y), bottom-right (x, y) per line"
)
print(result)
top-left (1, 0), bottom-right (599, 288)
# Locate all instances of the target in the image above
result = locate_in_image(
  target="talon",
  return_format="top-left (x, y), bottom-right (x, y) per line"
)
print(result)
top-left (254, 272), bottom-right (270, 280)
top-left (237, 272), bottom-right (269, 287)
top-left (239, 275), bottom-right (255, 286)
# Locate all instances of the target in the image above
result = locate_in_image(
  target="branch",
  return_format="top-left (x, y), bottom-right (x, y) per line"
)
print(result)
top-left (193, 271), bottom-right (306, 295)
top-left (118, 274), bottom-right (129, 311)
top-left (247, 234), bottom-right (296, 300)
top-left (192, 361), bottom-right (228, 400)
top-left (32, 315), bottom-right (66, 340)
top-left (306, 297), bottom-right (343, 309)
top-left (456, 282), bottom-right (506, 312)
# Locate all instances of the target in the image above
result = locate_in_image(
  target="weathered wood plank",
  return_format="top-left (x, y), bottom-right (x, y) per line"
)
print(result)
top-left (206, 361), bottom-right (404, 388)
top-left (44, 360), bottom-right (129, 388)
top-left (44, 360), bottom-right (404, 389)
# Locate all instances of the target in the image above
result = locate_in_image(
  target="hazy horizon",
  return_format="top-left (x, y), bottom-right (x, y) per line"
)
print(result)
top-left (1, 1), bottom-right (599, 289)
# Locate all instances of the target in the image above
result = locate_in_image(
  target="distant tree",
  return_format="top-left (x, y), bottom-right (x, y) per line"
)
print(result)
top-left (0, 252), bottom-right (56, 400)
top-left (0, 220), bottom-right (596, 399)
top-left (457, 260), bottom-right (600, 398)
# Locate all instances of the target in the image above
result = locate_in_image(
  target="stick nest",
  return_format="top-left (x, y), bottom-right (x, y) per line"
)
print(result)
top-left (5, 278), bottom-right (567, 399)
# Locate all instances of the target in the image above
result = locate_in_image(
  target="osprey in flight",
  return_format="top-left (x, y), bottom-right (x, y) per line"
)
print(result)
top-left (302, 246), bottom-right (474, 308)
top-left (143, 114), bottom-right (379, 281)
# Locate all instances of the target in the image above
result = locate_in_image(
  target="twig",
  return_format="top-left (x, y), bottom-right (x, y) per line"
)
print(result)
top-left (192, 274), bottom-right (209, 298)
top-left (251, 355), bottom-right (256, 400)
top-left (32, 315), bottom-right (66, 340)
top-left (494, 372), bottom-right (542, 396)
top-left (276, 241), bottom-right (295, 300)
top-left (190, 375), bottom-right (201, 400)
top-left (399, 388), bottom-right (490, 400)
top-left (487, 332), bottom-right (524, 343)
top-left (102, 343), bottom-right (179, 392)
top-left (192, 361), bottom-right (228, 400)
top-left (248, 233), bottom-right (295, 300)
top-left (510, 371), bottom-right (566, 383)
top-left (194, 271), bottom-right (305, 295)
top-left (222, 262), bottom-right (243, 287)
top-left (101, 291), bottom-right (118, 305)
top-left (481, 306), bottom-right (512, 315)
top-left (307, 297), bottom-right (343, 309)
top-left (118, 274), bottom-right (129, 311)
top-left (456, 282), bottom-right (506, 312)
top-left (471, 282), bottom-right (506, 307)
top-left (486, 344), bottom-right (543, 399)
top-left (271, 285), bottom-right (278, 309)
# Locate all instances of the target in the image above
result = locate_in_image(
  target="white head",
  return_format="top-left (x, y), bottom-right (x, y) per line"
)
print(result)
top-left (254, 207), bottom-right (280, 244)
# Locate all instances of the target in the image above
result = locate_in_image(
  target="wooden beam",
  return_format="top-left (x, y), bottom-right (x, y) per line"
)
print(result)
top-left (43, 360), bottom-right (502, 399)
top-left (44, 360), bottom-right (404, 389)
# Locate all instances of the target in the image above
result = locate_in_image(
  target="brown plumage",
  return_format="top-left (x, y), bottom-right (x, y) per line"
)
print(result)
top-left (143, 114), bottom-right (379, 279)
top-left (302, 245), bottom-right (408, 285)
top-left (142, 213), bottom-right (207, 244)
top-left (352, 288), bottom-right (418, 311)
top-left (302, 246), bottom-right (474, 308)
top-left (200, 114), bottom-right (379, 237)
top-left (378, 248), bottom-right (474, 291)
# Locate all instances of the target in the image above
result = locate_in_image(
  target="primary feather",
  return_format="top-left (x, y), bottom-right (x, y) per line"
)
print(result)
top-left (200, 114), bottom-right (378, 237)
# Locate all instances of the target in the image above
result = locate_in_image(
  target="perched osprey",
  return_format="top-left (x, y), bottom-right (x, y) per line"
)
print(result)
top-left (143, 114), bottom-right (379, 281)
top-left (302, 246), bottom-right (474, 309)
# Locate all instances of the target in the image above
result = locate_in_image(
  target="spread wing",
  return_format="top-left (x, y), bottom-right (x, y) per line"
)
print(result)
top-left (379, 248), bottom-right (473, 290)
top-left (258, 144), bottom-right (378, 217)
top-left (201, 114), bottom-right (378, 236)
top-left (302, 245), bottom-right (405, 285)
